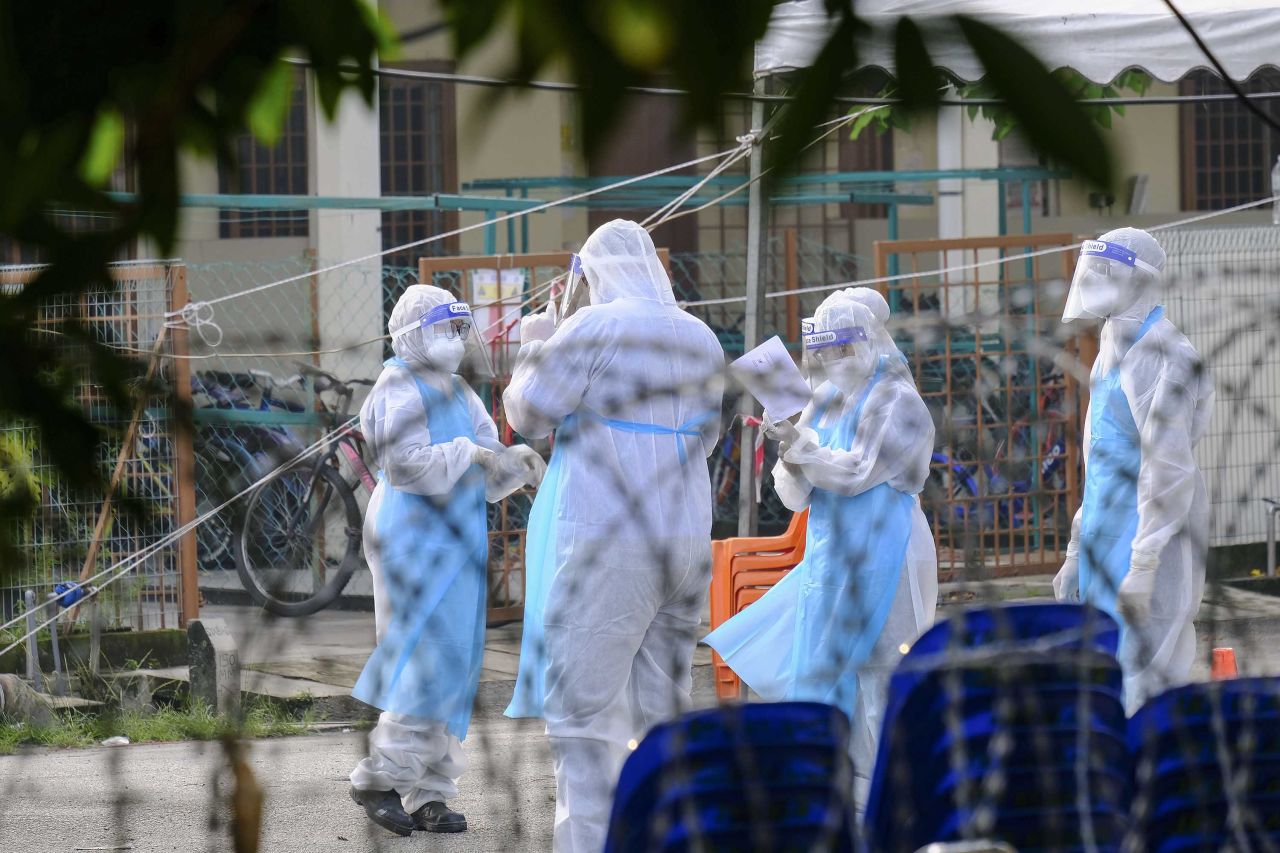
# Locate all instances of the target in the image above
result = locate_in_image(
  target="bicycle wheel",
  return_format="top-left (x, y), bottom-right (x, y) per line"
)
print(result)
top-left (235, 463), bottom-right (362, 616)
top-left (193, 437), bottom-right (260, 571)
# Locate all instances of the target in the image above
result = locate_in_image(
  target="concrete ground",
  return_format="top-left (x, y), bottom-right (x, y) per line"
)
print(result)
top-left (5, 576), bottom-right (1280, 852)
top-left (0, 721), bottom-right (555, 853)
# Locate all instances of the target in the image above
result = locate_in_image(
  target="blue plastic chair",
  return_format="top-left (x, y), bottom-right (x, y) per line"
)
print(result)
top-left (604, 702), bottom-right (857, 853)
top-left (1128, 677), bottom-right (1280, 850)
top-left (865, 649), bottom-right (1130, 853)
top-left (905, 603), bottom-right (1121, 660)
top-left (873, 604), bottom-right (1122, 784)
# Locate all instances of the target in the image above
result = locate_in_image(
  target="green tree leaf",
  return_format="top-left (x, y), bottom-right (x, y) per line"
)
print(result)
top-left (247, 63), bottom-right (295, 147)
top-left (956, 14), bottom-right (1113, 187)
top-left (893, 18), bottom-right (940, 109)
top-left (765, 12), bottom-right (859, 181)
top-left (78, 109), bottom-right (125, 187)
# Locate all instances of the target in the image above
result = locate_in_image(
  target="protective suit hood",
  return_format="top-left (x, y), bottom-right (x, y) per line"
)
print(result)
top-left (389, 283), bottom-right (491, 377)
top-left (578, 219), bottom-right (676, 306)
top-left (1064, 227), bottom-right (1164, 324)
top-left (810, 290), bottom-right (905, 392)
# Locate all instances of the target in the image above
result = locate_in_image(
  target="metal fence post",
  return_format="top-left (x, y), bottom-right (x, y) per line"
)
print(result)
top-left (23, 590), bottom-right (40, 689)
top-left (1265, 499), bottom-right (1279, 578)
top-left (46, 594), bottom-right (67, 696)
top-left (737, 80), bottom-right (769, 538)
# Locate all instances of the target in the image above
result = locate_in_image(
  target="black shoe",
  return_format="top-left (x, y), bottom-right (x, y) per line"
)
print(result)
top-left (412, 801), bottom-right (467, 833)
top-left (350, 787), bottom-right (414, 837)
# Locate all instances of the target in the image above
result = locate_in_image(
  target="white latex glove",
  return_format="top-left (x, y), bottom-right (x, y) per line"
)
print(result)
top-left (762, 411), bottom-right (800, 448)
top-left (1053, 549), bottom-right (1080, 603)
top-left (500, 444), bottom-right (548, 488)
top-left (1118, 550), bottom-right (1159, 623)
top-left (520, 301), bottom-right (558, 344)
top-left (779, 427), bottom-right (821, 464)
top-left (472, 446), bottom-right (500, 473)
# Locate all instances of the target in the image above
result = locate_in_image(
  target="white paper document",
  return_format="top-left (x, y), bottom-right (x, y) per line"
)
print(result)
top-left (729, 335), bottom-right (812, 420)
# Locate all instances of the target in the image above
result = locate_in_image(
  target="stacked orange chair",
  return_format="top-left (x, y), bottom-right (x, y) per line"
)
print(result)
top-left (708, 510), bottom-right (809, 699)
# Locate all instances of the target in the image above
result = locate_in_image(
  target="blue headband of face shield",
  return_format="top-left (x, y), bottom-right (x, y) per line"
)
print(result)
top-left (391, 301), bottom-right (473, 340)
top-left (803, 325), bottom-right (868, 351)
top-left (1079, 240), bottom-right (1161, 275)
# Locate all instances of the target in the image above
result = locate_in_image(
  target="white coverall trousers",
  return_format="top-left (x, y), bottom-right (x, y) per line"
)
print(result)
top-left (544, 539), bottom-right (710, 852)
top-left (349, 487), bottom-right (468, 813)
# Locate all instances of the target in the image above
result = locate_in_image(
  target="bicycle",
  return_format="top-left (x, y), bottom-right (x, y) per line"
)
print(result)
top-left (233, 364), bottom-right (375, 616)
top-left (191, 370), bottom-right (310, 571)
top-left (923, 376), bottom-right (1071, 534)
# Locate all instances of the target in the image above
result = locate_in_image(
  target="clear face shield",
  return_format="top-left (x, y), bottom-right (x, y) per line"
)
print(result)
top-left (799, 317), bottom-right (821, 383)
top-left (391, 300), bottom-right (494, 377)
top-left (804, 325), bottom-right (870, 364)
top-left (1063, 240), bottom-right (1161, 322)
top-left (559, 252), bottom-right (590, 322)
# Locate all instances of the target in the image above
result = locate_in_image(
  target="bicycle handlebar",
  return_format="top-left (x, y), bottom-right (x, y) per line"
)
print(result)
top-left (292, 362), bottom-right (375, 397)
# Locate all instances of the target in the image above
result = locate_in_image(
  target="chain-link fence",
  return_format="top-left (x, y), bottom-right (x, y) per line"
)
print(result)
top-left (8, 223), bottom-right (1280, 852)
top-left (0, 260), bottom-right (189, 633)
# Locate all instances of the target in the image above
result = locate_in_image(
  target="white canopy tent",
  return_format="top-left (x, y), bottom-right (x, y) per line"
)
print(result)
top-left (754, 0), bottom-right (1280, 83)
top-left (734, 0), bottom-right (1280, 535)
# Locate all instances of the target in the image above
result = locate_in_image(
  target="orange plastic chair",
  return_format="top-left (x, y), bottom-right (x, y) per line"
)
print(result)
top-left (709, 510), bottom-right (809, 699)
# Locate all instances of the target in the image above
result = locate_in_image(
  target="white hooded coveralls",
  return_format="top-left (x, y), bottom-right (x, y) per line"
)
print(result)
top-left (350, 285), bottom-right (521, 813)
top-left (504, 220), bottom-right (726, 853)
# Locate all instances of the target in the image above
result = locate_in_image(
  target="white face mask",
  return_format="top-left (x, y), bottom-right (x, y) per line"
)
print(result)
top-left (1076, 269), bottom-right (1123, 318)
top-left (825, 348), bottom-right (877, 392)
top-left (422, 337), bottom-right (465, 374)
top-left (1063, 240), bottom-right (1160, 322)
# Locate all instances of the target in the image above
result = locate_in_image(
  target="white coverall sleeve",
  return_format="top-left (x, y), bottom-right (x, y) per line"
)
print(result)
top-left (370, 371), bottom-right (477, 497)
top-left (1129, 371), bottom-right (1203, 561)
top-left (781, 387), bottom-right (933, 497)
top-left (461, 380), bottom-right (504, 453)
top-left (459, 379), bottom-right (527, 503)
top-left (772, 460), bottom-right (814, 511)
top-left (503, 315), bottom-right (593, 440)
top-left (1064, 398), bottom-right (1092, 559)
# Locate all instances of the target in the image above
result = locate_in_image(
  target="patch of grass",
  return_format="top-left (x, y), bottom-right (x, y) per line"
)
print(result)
top-left (0, 695), bottom-right (315, 755)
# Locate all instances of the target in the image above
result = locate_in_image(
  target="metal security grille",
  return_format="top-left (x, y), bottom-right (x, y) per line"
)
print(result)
top-left (218, 72), bottom-right (310, 238)
top-left (1161, 225), bottom-right (1280, 547)
top-left (380, 64), bottom-right (458, 268)
top-left (0, 260), bottom-right (196, 630)
top-left (874, 234), bottom-right (1082, 579)
top-left (1179, 69), bottom-right (1280, 211)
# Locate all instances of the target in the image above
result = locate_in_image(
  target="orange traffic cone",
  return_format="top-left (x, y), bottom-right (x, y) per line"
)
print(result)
top-left (1211, 647), bottom-right (1239, 680)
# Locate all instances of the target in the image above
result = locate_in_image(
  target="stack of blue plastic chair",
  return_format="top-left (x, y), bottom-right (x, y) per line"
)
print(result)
top-left (604, 702), bottom-right (858, 852)
top-left (1128, 677), bottom-right (1280, 852)
top-left (864, 603), bottom-right (1130, 853)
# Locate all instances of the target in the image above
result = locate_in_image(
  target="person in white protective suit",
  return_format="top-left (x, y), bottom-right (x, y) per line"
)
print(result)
top-left (348, 284), bottom-right (546, 836)
top-left (503, 219), bottom-right (725, 852)
top-left (704, 288), bottom-right (938, 811)
top-left (1052, 227), bottom-right (1214, 713)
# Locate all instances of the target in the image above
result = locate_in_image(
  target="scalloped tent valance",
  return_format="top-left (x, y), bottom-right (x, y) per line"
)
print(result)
top-left (754, 0), bottom-right (1280, 84)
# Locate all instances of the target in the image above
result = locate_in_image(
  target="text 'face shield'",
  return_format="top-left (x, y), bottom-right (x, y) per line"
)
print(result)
top-left (804, 325), bottom-right (870, 364)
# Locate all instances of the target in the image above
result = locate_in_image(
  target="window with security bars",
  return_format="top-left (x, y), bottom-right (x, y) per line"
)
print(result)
top-left (218, 72), bottom-right (309, 238)
top-left (1, 147), bottom-right (135, 262)
top-left (379, 64), bottom-right (458, 270)
top-left (1180, 69), bottom-right (1280, 210)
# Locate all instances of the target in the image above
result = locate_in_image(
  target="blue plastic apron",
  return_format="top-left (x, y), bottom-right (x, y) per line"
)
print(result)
top-left (1078, 307), bottom-right (1163, 628)
top-left (351, 359), bottom-right (489, 739)
top-left (705, 357), bottom-right (914, 720)
top-left (505, 408), bottom-right (712, 718)
top-left (503, 417), bottom-right (573, 718)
